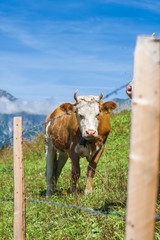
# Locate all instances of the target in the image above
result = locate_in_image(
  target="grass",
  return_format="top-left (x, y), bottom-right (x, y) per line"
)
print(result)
top-left (0, 110), bottom-right (160, 239)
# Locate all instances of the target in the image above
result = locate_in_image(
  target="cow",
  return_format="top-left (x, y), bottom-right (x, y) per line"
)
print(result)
top-left (45, 92), bottom-right (117, 196)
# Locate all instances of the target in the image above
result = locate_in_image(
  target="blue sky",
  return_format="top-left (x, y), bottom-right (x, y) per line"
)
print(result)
top-left (0, 0), bottom-right (160, 114)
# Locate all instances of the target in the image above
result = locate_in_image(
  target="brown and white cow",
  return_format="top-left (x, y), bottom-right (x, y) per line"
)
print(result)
top-left (45, 92), bottom-right (117, 196)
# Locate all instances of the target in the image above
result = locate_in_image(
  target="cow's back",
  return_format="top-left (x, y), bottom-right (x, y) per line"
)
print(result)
top-left (46, 103), bottom-right (79, 151)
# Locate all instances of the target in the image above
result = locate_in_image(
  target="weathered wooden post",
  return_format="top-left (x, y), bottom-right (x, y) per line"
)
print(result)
top-left (13, 117), bottom-right (26, 240)
top-left (126, 36), bottom-right (160, 239)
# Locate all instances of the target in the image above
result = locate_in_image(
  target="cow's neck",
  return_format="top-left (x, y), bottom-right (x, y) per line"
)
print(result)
top-left (79, 137), bottom-right (95, 147)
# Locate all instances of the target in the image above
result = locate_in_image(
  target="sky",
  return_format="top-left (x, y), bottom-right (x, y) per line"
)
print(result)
top-left (0, 0), bottom-right (160, 114)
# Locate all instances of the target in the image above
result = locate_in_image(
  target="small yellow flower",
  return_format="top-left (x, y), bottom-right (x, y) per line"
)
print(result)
top-left (62, 190), bottom-right (68, 195)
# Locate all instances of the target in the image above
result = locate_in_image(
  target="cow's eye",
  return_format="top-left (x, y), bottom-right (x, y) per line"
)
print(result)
top-left (79, 114), bottom-right (84, 119)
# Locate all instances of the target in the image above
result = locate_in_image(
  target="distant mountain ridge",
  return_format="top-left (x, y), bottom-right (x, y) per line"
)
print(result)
top-left (0, 89), bottom-right (45, 147)
top-left (113, 98), bottom-right (131, 112)
top-left (0, 89), bottom-right (17, 101)
top-left (0, 112), bottom-right (46, 147)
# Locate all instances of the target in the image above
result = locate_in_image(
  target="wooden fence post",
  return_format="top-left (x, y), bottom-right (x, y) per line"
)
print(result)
top-left (126, 36), bottom-right (160, 239)
top-left (13, 117), bottom-right (26, 240)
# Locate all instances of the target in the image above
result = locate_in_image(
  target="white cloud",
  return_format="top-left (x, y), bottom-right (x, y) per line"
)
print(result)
top-left (0, 97), bottom-right (57, 115)
top-left (0, 16), bottom-right (44, 51)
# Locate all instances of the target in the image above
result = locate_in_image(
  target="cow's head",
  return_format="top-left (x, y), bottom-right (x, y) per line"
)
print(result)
top-left (74, 92), bottom-right (103, 140)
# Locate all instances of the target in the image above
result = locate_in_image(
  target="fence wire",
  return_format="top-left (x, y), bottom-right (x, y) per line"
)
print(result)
top-left (24, 197), bottom-right (160, 222)
top-left (26, 197), bottom-right (124, 218)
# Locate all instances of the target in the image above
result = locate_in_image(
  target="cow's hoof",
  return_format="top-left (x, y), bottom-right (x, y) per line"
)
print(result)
top-left (46, 189), bottom-right (54, 197)
top-left (84, 188), bottom-right (92, 194)
top-left (70, 189), bottom-right (78, 195)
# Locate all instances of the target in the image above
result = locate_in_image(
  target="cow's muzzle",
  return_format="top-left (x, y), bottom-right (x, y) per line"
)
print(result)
top-left (84, 129), bottom-right (97, 139)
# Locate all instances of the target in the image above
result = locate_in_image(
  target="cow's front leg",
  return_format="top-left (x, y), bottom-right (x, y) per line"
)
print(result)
top-left (85, 145), bottom-right (105, 194)
top-left (85, 161), bottom-right (97, 194)
top-left (70, 153), bottom-right (80, 193)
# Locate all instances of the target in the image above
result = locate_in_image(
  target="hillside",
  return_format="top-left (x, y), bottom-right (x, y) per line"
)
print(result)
top-left (1, 110), bottom-right (160, 239)
top-left (0, 110), bottom-right (131, 239)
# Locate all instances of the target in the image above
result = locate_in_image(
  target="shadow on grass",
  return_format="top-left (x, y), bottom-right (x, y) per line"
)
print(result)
top-left (40, 187), bottom-right (84, 197)
top-left (94, 199), bottom-right (126, 218)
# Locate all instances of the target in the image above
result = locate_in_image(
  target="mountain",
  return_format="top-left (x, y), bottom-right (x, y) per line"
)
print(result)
top-left (0, 112), bottom-right (46, 147)
top-left (0, 89), bottom-right (46, 147)
top-left (113, 98), bottom-right (131, 112)
top-left (0, 89), bottom-right (17, 101)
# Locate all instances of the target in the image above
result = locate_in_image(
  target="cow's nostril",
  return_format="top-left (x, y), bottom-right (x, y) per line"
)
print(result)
top-left (86, 130), bottom-right (96, 136)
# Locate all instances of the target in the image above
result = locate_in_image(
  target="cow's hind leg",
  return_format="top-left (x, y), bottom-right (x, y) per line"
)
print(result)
top-left (55, 152), bottom-right (68, 182)
top-left (45, 139), bottom-right (57, 196)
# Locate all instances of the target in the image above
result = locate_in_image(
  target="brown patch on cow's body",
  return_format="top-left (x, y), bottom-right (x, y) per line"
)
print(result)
top-left (46, 103), bottom-right (79, 151)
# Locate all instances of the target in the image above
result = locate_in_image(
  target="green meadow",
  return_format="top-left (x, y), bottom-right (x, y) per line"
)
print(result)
top-left (0, 110), bottom-right (160, 239)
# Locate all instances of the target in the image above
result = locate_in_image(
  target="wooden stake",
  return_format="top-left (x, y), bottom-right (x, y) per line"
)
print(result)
top-left (126, 36), bottom-right (160, 239)
top-left (14, 117), bottom-right (25, 240)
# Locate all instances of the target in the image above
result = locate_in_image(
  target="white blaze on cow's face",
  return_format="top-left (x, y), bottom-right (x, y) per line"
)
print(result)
top-left (75, 96), bottom-right (100, 139)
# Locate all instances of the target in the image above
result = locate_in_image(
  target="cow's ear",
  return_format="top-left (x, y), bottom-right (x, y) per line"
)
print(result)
top-left (60, 103), bottom-right (76, 114)
top-left (101, 101), bottom-right (117, 113)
